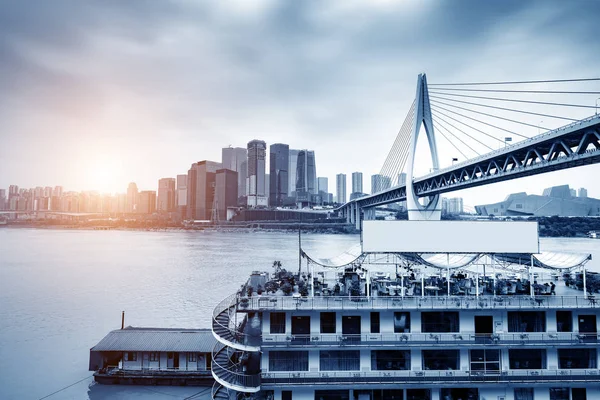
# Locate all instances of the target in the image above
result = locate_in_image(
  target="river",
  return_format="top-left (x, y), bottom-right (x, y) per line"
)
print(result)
top-left (0, 228), bottom-right (599, 399)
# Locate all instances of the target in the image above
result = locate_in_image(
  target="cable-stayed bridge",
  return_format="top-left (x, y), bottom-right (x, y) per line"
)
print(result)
top-left (338, 74), bottom-right (600, 228)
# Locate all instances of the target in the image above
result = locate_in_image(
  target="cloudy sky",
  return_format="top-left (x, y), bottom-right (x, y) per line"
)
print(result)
top-left (1, 0), bottom-right (600, 207)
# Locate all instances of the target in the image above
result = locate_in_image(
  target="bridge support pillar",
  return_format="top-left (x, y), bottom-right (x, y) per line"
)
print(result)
top-left (348, 203), bottom-right (355, 225)
top-left (354, 204), bottom-right (361, 231)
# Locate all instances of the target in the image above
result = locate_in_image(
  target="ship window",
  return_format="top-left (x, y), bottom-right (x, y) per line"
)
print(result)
top-left (342, 316), bottom-right (361, 335)
top-left (393, 312), bottom-right (411, 333)
top-left (125, 352), bottom-right (137, 362)
top-left (470, 349), bottom-right (500, 372)
top-left (270, 312), bottom-right (286, 334)
top-left (188, 353), bottom-right (197, 362)
top-left (370, 312), bottom-right (380, 334)
top-left (421, 312), bottom-right (459, 333)
top-left (292, 316), bottom-right (311, 335)
top-left (508, 311), bottom-right (546, 332)
top-left (422, 350), bottom-right (459, 370)
top-left (514, 388), bottom-right (534, 400)
top-left (320, 350), bottom-right (360, 371)
top-left (371, 350), bottom-right (410, 370)
top-left (558, 348), bottom-right (597, 369)
top-left (321, 312), bottom-right (336, 334)
top-left (269, 351), bottom-right (309, 371)
top-left (549, 388), bottom-right (569, 400)
top-left (440, 388), bottom-right (478, 399)
top-left (407, 389), bottom-right (431, 400)
top-left (149, 352), bottom-right (158, 362)
top-left (509, 349), bottom-right (546, 369)
top-left (314, 390), bottom-right (349, 400)
top-left (556, 311), bottom-right (572, 332)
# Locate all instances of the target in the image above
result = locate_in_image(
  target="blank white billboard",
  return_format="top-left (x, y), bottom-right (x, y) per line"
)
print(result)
top-left (363, 220), bottom-right (539, 254)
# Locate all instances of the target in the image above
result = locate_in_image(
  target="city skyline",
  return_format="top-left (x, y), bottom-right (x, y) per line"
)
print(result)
top-left (1, 1), bottom-right (600, 207)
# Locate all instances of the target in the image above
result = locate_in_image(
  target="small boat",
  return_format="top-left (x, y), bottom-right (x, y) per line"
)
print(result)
top-left (588, 231), bottom-right (598, 239)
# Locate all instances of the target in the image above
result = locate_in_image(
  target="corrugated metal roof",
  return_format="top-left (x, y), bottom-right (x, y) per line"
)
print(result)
top-left (90, 327), bottom-right (217, 353)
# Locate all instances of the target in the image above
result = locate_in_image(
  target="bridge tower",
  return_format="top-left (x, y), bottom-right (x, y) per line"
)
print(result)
top-left (406, 73), bottom-right (442, 221)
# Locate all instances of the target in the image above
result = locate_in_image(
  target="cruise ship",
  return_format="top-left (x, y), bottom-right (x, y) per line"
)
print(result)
top-left (211, 221), bottom-right (600, 400)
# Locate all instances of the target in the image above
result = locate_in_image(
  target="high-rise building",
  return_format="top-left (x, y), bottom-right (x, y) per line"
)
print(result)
top-left (288, 149), bottom-right (300, 197)
top-left (222, 147), bottom-right (248, 203)
top-left (187, 161), bottom-right (221, 220)
top-left (157, 178), bottom-right (176, 213)
top-left (371, 174), bottom-right (392, 194)
top-left (247, 140), bottom-right (267, 207)
top-left (317, 177), bottom-right (328, 193)
top-left (0, 189), bottom-right (5, 211)
top-left (269, 143), bottom-right (289, 207)
top-left (137, 191), bottom-right (157, 214)
top-left (295, 150), bottom-right (317, 202)
top-left (8, 185), bottom-right (18, 202)
top-left (570, 188), bottom-right (577, 197)
top-left (216, 169), bottom-right (238, 221)
top-left (176, 174), bottom-right (188, 218)
top-left (446, 197), bottom-right (464, 215)
top-left (336, 174), bottom-right (347, 204)
top-left (398, 172), bottom-right (407, 186)
top-left (53, 186), bottom-right (63, 198)
top-left (579, 188), bottom-right (588, 198)
top-left (352, 172), bottom-right (363, 194)
top-left (43, 186), bottom-right (52, 198)
top-left (126, 182), bottom-right (138, 213)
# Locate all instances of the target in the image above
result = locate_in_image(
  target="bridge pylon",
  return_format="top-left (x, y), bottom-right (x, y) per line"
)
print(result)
top-left (406, 73), bottom-right (442, 221)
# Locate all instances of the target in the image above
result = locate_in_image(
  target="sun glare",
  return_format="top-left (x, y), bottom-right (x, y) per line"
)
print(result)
top-left (85, 157), bottom-right (125, 194)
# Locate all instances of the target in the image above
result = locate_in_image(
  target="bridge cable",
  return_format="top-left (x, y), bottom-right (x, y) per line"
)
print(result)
top-left (431, 111), bottom-right (495, 151)
top-left (429, 107), bottom-right (505, 144)
top-left (386, 109), bottom-right (415, 182)
top-left (434, 119), bottom-right (482, 155)
top-left (430, 103), bottom-right (524, 138)
top-left (430, 99), bottom-right (552, 131)
top-left (428, 91), bottom-right (600, 109)
top-left (432, 121), bottom-right (474, 158)
top-left (427, 88), bottom-right (600, 95)
top-left (430, 94), bottom-right (579, 122)
top-left (429, 77), bottom-right (600, 86)
top-left (379, 100), bottom-right (414, 178)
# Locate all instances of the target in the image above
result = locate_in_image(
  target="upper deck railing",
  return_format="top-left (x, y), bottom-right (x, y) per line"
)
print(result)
top-left (241, 294), bottom-right (598, 311)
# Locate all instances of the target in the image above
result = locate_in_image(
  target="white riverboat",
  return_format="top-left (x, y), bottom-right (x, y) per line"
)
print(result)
top-left (211, 221), bottom-right (599, 400)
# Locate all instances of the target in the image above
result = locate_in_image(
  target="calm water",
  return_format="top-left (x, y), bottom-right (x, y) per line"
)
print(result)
top-left (1, 228), bottom-right (600, 399)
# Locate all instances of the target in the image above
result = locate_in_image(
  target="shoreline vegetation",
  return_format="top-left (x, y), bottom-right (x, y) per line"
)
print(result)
top-left (2, 215), bottom-right (600, 237)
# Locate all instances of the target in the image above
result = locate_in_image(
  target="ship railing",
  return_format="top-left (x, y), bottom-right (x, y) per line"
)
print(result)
top-left (211, 343), bottom-right (261, 392)
top-left (242, 294), bottom-right (599, 311)
top-left (260, 368), bottom-right (600, 384)
top-left (213, 293), bottom-right (261, 351)
top-left (261, 331), bottom-right (598, 347)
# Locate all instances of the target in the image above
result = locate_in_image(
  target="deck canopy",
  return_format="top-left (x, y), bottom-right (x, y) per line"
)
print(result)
top-left (90, 327), bottom-right (217, 353)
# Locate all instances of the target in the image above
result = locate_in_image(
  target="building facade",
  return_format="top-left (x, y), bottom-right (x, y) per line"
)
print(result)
top-left (371, 174), bottom-right (392, 194)
top-left (216, 169), bottom-right (238, 221)
top-left (270, 144), bottom-right (289, 207)
top-left (176, 174), bottom-right (188, 219)
top-left (288, 149), bottom-right (300, 198)
top-left (247, 140), bottom-right (268, 208)
top-left (187, 161), bottom-right (221, 220)
top-left (222, 147), bottom-right (248, 204)
top-left (336, 174), bottom-right (347, 204)
top-left (352, 172), bottom-right (363, 194)
top-left (127, 182), bottom-right (138, 213)
top-left (157, 178), bottom-right (176, 213)
top-left (137, 191), bottom-right (157, 214)
top-left (296, 150), bottom-right (317, 206)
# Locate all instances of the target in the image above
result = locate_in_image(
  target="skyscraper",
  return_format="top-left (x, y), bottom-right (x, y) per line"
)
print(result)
top-left (295, 150), bottom-right (317, 206)
top-left (127, 182), bottom-right (138, 213)
top-left (137, 191), bottom-right (157, 214)
top-left (317, 177), bottom-right (328, 193)
top-left (176, 174), bottom-right (188, 218)
top-left (371, 174), bottom-right (392, 194)
top-left (352, 172), bottom-right (363, 194)
top-left (222, 146), bottom-right (247, 203)
top-left (336, 174), bottom-right (347, 204)
top-left (269, 143), bottom-right (289, 207)
top-left (288, 149), bottom-right (300, 197)
top-left (398, 172), bottom-right (407, 186)
top-left (157, 178), bottom-right (176, 212)
top-left (187, 161), bottom-right (221, 220)
top-left (216, 169), bottom-right (238, 221)
top-left (579, 188), bottom-right (588, 198)
top-left (0, 189), bottom-right (5, 211)
top-left (247, 140), bottom-right (267, 207)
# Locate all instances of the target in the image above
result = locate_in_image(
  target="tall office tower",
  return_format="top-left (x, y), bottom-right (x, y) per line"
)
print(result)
top-left (0, 189), bottom-right (5, 210)
top-left (126, 182), bottom-right (138, 213)
top-left (579, 188), bottom-right (588, 198)
top-left (43, 187), bottom-right (52, 198)
top-left (53, 186), bottom-right (63, 198)
top-left (447, 197), bottom-right (464, 215)
top-left (336, 174), bottom-right (347, 204)
top-left (288, 149), bottom-right (300, 197)
top-left (398, 172), bottom-right (407, 186)
top-left (222, 146), bottom-right (248, 202)
top-left (8, 185), bottom-right (18, 202)
top-left (371, 174), bottom-right (392, 194)
top-left (265, 174), bottom-right (269, 203)
top-left (247, 140), bottom-right (267, 207)
top-left (215, 169), bottom-right (238, 221)
top-left (352, 172), bottom-right (363, 194)
top-left (296, 150), bottom-right (317, 196)
top-left (34, 187), bottom-right (44, 199)
top-left (157, 178), bottom-right (176, 212)
top-left (269, 143), bottom-right (289, 207)
top-left (239, 160), bottom-right (247, 204)
top-left (187, 161), bottom-right (221, 220)
top-left (176, 174), bottom-right (188, 218)
top-left (137, 191), bottom-right (157, 214)
top-left (317, 177), bottom-right (328, 193)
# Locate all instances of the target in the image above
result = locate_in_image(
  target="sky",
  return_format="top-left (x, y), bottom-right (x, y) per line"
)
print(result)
top-left (1, 0), bottom-right (600, 208)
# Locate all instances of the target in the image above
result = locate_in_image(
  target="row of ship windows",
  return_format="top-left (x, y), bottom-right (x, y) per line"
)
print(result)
top-left (267, 349), bottom-right (597, 372)
top-left (270, 311), bottom-right (589, 334)
top-left (280, 387), bottom-right (587, 400)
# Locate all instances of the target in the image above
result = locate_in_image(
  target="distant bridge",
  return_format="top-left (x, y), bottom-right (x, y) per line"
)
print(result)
top-left (338, 74), bottom-right (600, 228)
